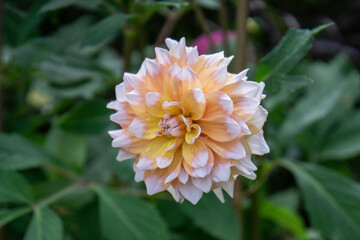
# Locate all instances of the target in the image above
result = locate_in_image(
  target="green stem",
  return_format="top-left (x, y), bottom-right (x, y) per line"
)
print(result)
top-left (35, 183), bottom-right (84, 209)
top-left (0, 0), bottom-right (3, 131)
top-left (219, 0), bottom-right (229, 56)
top-left (234, 1), bottom-right (249, 239)
top-left (235, 0), bottom-right (248, 71)
top-left (123, 28), bottom-right (136, 73)
top-left (250, 166), bottom-right (262, 240)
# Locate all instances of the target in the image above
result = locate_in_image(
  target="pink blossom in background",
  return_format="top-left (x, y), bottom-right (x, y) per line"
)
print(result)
top-left (193, 30), bottom-right (236, 54)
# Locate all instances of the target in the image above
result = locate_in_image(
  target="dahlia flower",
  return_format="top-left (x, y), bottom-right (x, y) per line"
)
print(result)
top-left (107, 38), bottom-right (269, 204)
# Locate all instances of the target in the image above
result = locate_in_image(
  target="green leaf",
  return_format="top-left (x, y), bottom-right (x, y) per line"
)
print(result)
top-left (92, 185), bottom-right (169, 240)
top-left (180, 193), bottom-right (240, 240)
top-left (81, 13), bottom-right (129, 47)
top-left (260, 201), bottom-right (306, 239)
top-left (40, 0), bottom-right (101, 12)
top-left (265, 75), bottom-right (313, 95)
top-left (57, 99), bottom-right (112, 134)
top-left (255, 24), bottom-right (331, 83)
top-left (280, 78), bottom-right (347, 138)
top-left (319, 111), bottom-right (360, 160)
top-left (45, 128), bottom-right (86, 170)
top-left (23, 208), bottom-right (63, 240)
top-left (0, 134), bottom-right (53, 170)
top-left (282, 160), bottom-right (360, 240)
top-left (0, 170), bottom-right (34, 204)
top-left (0, 207), bottom-right (31, 227)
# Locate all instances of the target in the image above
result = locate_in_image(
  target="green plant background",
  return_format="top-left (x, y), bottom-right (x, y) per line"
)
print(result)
top-left (1, 0), bottom-right (360, 240)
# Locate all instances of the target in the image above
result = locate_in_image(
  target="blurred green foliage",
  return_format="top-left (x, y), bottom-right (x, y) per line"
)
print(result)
top-left (1, 0), bottom-right (360, 240)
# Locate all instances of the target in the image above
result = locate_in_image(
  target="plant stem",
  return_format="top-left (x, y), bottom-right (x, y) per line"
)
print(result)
top-left (44, 162), bottom-right (79, 181)
top-left (234, 179), bottom-right (244, 239)
top-left (155, 12), bottom-right (180, 46)
top-left (250, 167), bottom-right (262, 240)
top-left (0, 0), bottom-right (3, 132)
top-left (234, 0), bottom-right (248, 239)
top-left (219, 0), bottom-right (229, 56)
top-left (235, 0), bottom-right (248, 70)
top-left (123, 28), bottom-right (136, 73)
top-left (189, 0), bottom-right (215, 51)
top-left (35, 183), bottom-right (84, 209)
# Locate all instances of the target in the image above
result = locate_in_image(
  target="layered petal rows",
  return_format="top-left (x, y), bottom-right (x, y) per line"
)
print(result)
top-left (108, 38), bottom-right (269, 204)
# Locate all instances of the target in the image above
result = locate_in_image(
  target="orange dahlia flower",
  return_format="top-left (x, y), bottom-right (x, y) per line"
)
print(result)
top-left (108, 38), bottom-right (269, 204)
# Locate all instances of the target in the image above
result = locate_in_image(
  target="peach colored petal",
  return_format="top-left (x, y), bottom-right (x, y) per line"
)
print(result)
top-left (204, 137), bottom-right (246, 160)
top-left (185, 124), bottom-right (201, 144)
top-left (128, 115), bottom-right (161, 139)
top-left (123, 72), bottom-right (144, 91)
top-left (162, 101), bottom-right (184, 115)
top-left (198, 116), bottom-right (240, 142)
top-left (180, 88), bottom-right (206, 120)
top-left (108, 101), bottom-right (135, 128)
top-left (172, 66), bottom-right (201, 100)
top-left (203, 91), bottom-right (233, 117)
top-left (182, 140), bottom-right (209, 168)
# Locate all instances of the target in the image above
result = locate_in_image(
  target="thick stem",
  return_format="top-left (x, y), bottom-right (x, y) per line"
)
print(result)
top-left (219, 0), bottom-right (229, 56)
top-left (250, 167), bottom-right (262, 240)
top-left (234, 178), bottom-right (244, 239)
top-left (235, 0), bottom-right (248, 71)
top-left (234, 0), bottom-right (248, 239)
top-left (155, 12), bottom-right (180, 46)
top-left (123, 28), bottom-right (136, 74)
top-left (190, 0), bottom-right (215, 50)
top-left (0, 0), bottom-right (3, 132)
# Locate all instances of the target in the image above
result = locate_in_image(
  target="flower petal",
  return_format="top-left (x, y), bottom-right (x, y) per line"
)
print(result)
top-left (186, 46), bottom-right (199, 67)
top-left (185, 124), bottom-right (201, 144)
top-left (247, 106), bottom-right (268, 133)
top-left (233, 96), bottom-right (260, 121)
top-left (167, 185), bottom-right (182, 202)
top-left (217, 181), bottom-right (234, 198)
top-left (115, 83), bottom-right (126, 102)
top-left (182, 140), bottom-right (209, 168)
top-left (162, 101), bottom-right (184, 115)
top-left (164, 150), bottom-right (182, 184)
top-left (116, 150), bottom-right (136, 162)
top-left (201, 65), bottom-right (228, 93)
top-left (128, 115), bottom-right (161, 139)
top-left (178, 166), bottom-right (189, 184)
top-left (144, 170), bottom-right (168, 195)
top-left (204, 138), bottom-right (246, 160)
top-left (191, 176), bottom-right (212, 193)
top-left (181, 88), bottom-right (206, 120)
top-left (212, 155), bottom-right (231, 182)
top-left (108, 101), bottom-right (135, 128)
top-left (145, 92), bottom-right (170, 118)
top-left (126, 89), bottom-right (147, 115)
top-left (156, 139), bottom-right (179, 168)
top-left (110, 130), bottom-right (149, 154)
top-left (169, 37), bottom-right (186, 59)
top-left (203, 91), bottom-right (233, 117)
top-left (246, 131), bottom-right (270, 155)
top-left (198, 116), bottom-right (240, 142)
top-left (179, 180), bottom-right (203, 204)
top-left (172, 66), bottom-right (201, 100)
top-left (213, 188), bottom-right (225, 203)
top-left (192, 52), bottom-right (224, 72)
top-left (136, 156), bottom-right (156, 171)
top-left (155, 47), bottom-right (172, 66)
top-left (165, 38), bottom-right (179, 49)
top-left (144, 58), bottom-right (162, 77)
top-left (123, 72), bottom-right (144, 90)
